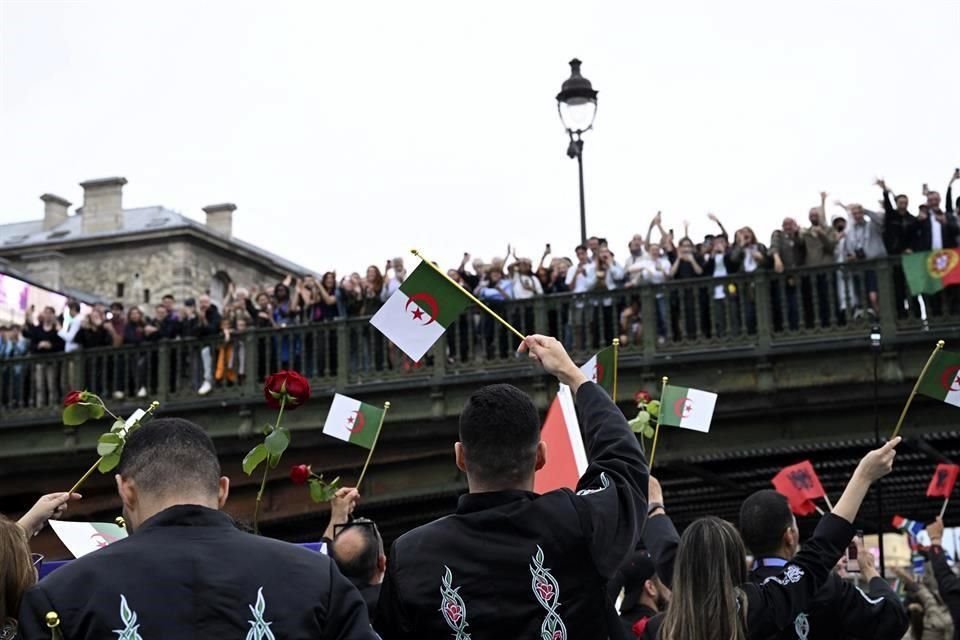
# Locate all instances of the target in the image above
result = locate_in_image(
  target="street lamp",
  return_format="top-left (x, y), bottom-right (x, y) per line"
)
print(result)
top-left (556, 58), bottom-right (598, 245)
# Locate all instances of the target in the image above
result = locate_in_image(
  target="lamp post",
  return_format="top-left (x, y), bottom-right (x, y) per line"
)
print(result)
top-left (556, 58), bottom-right (598, 246)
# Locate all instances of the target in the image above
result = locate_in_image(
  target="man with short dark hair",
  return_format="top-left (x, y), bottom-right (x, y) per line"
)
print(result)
top-left (617, 551), bottom-right (669, 639)
top-left (375, 334), bottom-right (648, 639)
top-left (19, 418), bottom-right (374, 639)
top-left (738, 489), bottom-right (907, 640)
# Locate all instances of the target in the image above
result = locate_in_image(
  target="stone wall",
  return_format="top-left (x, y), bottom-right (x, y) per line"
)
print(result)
top-left (10, 237), bottom-right (288, 310)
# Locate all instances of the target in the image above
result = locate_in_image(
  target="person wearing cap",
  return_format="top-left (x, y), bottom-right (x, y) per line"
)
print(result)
top-left (618, 550), bottom-right (669, 638)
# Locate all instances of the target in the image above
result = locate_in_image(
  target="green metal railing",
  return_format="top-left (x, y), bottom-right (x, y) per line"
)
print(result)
top-left (1, 257), bottom-right (956, 421)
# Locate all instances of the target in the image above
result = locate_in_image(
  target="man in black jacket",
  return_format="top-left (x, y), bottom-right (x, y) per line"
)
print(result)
top-left (374, 334), bottom-right (648, 639)
top-left (738, 489), bottom-right (908, 640)
top-left (181, 295), bottom-right (221, 395)
top-left (18, 417), bottom-right (374, 639)
top-left (877, 178), bottom-right (921, 318)
top-left (926, 516), bottom-right (960, 640)
top-left (617, 550), bottom-right (668, 639)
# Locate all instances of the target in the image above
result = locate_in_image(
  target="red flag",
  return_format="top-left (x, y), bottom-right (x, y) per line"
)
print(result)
top-left (772, 461), bottom-right (826, 516)
top-left (926, 464), bottom-right (960, 498)
top-left (534, 385), bottom-right (587, 494)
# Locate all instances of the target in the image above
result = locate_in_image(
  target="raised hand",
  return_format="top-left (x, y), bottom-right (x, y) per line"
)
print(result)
top-left (17, 492), bottom-right (81, 537)
top-left (875, 178), bottom-right (887, 191)
top-left (953, 168), bottom-right (960, 183)
top-left (518, 334), bottom-right (588, 391)
top-left (707, 212), bottom-right (719, 222)
top-left (855, 437), bottom-right (900, 483)
top-left (928, 516), bottom-right (945, 544)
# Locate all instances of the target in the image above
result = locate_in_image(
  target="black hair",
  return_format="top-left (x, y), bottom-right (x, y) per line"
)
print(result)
top-left (598, 237), bottom-right (608, 247)
top-left (738, 489), bottom-right (794, 557)
top-left (67, 301), bottom-right (81, 314)
top-left (895, 194), bottom-right (909, 202)
top-left (331, 523), bottom-right (383, 584)
top-left (575, 244), bottom-right (588, 253)
top-left (459, 384), bottom-right (540, 487)
top-left (117, 417), bottom-right (221, 498)
top-left (161, 294), bottom-right (175, 301)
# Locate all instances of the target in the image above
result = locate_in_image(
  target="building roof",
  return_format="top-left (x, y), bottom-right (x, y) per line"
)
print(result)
top-left (0, 206), bottom-right (313, 276)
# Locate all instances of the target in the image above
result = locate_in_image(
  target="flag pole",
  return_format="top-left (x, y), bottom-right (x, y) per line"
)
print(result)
top-left (411, 249), bottom-right (525, 342)
top-left (823, 494), bottom-right (834, 512)
top-left (891, 340), bottom-right (945, 439)
top-left (649, 376), bottom-right (668, 469)
top-left (814, 505), bottom-right (825, 516)
top-left (612, 338), bottom-right (620, 402)
top-left (356, 402), bottom-right (390, 491)
top-left (940, 496), bottom-right (950, 519)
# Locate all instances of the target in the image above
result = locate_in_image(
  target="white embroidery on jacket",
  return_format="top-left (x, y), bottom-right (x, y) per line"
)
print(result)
top-left (762, 564), bottom-right (805, 586)
top-left (854, 586), bottom-right (885, 605)
top-left (439, 566), bottom-right (471, 640)
top-left (793, 612), bottom-right (810, 640)
top-left (530, 546), bottom-right (567, 640)
top-left (245, 588), bottom-right (276, 640)
top-left (113, 595), bottom-right (143, 640)
top-left (576, 472), bottom-right (610, 496)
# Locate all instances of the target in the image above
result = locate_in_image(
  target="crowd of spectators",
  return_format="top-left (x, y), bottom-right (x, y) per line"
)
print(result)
top-left (1, 172), bottom-right (958, 406)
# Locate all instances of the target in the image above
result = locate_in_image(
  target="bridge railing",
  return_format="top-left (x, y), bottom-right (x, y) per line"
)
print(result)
top-left (1, 257), bottom-right (956, 420)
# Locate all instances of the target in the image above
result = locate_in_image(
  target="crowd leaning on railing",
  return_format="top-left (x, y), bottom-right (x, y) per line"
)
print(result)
top-left (1, 172), bottom-right (958, 408)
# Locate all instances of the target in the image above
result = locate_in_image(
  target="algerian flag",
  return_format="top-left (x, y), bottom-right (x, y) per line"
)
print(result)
top-left (370, 261), bottom-right (472, 362)
top-left (580, 345), bottom-right (616, 396)
top-left (659, 384), bottom-right (717, 432)
top-left (49, 520), bottom-right (127, 558)
top-left (322, 393), bottom-right (385, 449)
top-left (918, 350), bottom-right (960, 408)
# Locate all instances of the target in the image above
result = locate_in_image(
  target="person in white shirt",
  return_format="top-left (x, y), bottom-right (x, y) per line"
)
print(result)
top-left (565, 245), bottom-right (596, 351)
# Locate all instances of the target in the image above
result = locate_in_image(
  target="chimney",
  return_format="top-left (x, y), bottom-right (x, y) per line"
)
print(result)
top-left (79, 177), bottom-right (127, 234)
top-left (40, 193), bottom-right (72, 230)
top-left (203, 203), bottom-right (236, 238)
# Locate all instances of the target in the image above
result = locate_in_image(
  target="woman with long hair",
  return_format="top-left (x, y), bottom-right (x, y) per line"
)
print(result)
top-left (646, 437), bottom-right (900, 640)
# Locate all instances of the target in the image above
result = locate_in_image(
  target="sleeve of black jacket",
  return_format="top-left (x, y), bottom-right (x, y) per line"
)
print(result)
top-left (318, 557), bottom-right (379, 639)
top-left (830, 573), bottom-right (909, 639)
top-left (375, 548), bottom-right (413, 640)
top-left (570, 381), bottom-right (648, 579)
top-left (746, 513), bottom-right (855, 637)
top-left (17, 582), bottom-right (56, 640)
top-left (929, 543), bottom-right (960, 631)
top-left (641, 513), bottom-right (680, 589)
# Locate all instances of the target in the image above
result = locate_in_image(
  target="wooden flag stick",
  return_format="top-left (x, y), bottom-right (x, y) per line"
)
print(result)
top-left (891, 340), bottom-right (945, 439)
top-left (356, 402), bottom-right (390, 491)
top-left (612, 338), bottom-right (620, 402)
top-left (940, 496), bottom-right (950, 519)
top-left (411, 249), bottom-right (525, 342)
top-left (814, 505), bottom-right (825, 516)
top-left (649, 376), bottom-right (669, 469)
top-left (823, 494), bottom-right (834, 513)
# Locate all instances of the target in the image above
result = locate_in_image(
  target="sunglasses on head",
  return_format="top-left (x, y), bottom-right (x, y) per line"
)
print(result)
top-left (333, 517), bottom-right (379, 539)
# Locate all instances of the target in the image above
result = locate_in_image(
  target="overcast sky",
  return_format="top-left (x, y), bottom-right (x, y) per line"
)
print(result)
top-left (1, 0), bottom-right (957, 277)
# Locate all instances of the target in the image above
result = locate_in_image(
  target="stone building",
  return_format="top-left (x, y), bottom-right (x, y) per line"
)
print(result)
top-left (0, 177), bottom-right (311, 308)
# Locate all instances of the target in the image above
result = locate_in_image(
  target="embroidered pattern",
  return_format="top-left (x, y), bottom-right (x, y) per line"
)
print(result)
top-left (113, 595), bottom-right (143, 640)
top-left (245, 588), bottom-right (276, 640)
top-left (576, 472), bottom-right (610, 497)
top-left (439, 566), bottom-right (471, 640)
top-left (530, 546), bottom-right (567, 640)
top-left (854, 586), bottom-right (885, 605)
top-left (793, 612), bottom-right (810, 640)
top-left (762, 564), bottom-right (805, 586)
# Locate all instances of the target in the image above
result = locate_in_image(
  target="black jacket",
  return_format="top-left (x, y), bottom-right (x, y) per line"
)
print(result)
top-left (881, 191), bottom-right (920, 255)
top-left (374, 382), bottom-right (648, 639)
top-left (19, 505), bottom-right (374, 639)
top-left (642, 513), bottom-right (860, 640)
top-left (620, 603), bottom-right (658, 639)
top-left (182, 305), bottom-right (222, 339)
top-left (148, 316), bottom-right (182, 341)
top-left (749, 558), bottom-right (907, 639)
top-left (930, 544), bottom-right (960, 640)
top-left (23, 323), bottom-right (64, 354)
top-left (912, 211), bottom-right (960, 251)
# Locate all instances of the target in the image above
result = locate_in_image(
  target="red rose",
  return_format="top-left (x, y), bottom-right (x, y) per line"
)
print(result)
top-left (634, 390), bottom-right (652, 405)
top-left (290, 464), bottom-right (311, 485)
top-left (64, 390), bottom-right (84, 407)
top-left (264, 370), bottom-right (311, 411)
top-left (444, 602), bottom-right (462, 624)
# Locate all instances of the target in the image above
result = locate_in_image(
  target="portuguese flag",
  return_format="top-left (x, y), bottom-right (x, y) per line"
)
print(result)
top-left (659, 384), bottom-right (717, 432)
top-left (322, 393), bottom-right (385, 449)
top-left (370, 261), bottom-right (472, 361)
top-left (579, 345), bottom-right (616, 396)
top-left (917, 350), bottom-right (960, 408)
top-left (902, 249), bottom-right (960, 296)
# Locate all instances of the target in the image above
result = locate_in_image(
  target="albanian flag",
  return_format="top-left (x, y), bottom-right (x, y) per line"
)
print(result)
top-left (772, 460), bottom-right (826, 516)
top-left (926, 463), bottom-right (960, 498)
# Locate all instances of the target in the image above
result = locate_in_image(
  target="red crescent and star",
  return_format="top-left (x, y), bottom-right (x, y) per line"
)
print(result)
top-left (673, 397), bottom-right (694, 419)
top-left (405, 292), bottom-right (440, 326)
top-left (941, 365), bottom-right (960, 393)
top-left (593, 363), bottom-right (604, 384)
top-left (346, 410), bottom-right (366, 433)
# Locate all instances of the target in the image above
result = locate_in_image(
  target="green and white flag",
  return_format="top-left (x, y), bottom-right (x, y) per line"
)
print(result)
top-left (660, 384), bottom-right (717, 432)
top-left (322, 393), bottom-right (385, 450)
top-left (49, 520), bottom-right (128, 558)
top-left (580, 345), bottom-right (616, 396)
top-left (918, 350), bottom-right (960, 408)
top-left (370, 261), bottom-right (472, 361)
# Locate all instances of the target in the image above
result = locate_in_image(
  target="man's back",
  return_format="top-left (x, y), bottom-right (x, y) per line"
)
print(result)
top-left (19, 505), bottom-right (374, 640)
top-left (375, 381), bottom-right (647, 640)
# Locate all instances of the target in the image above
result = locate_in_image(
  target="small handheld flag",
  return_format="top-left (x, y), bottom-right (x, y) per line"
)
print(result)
top-left (49, 520), bottom-right (128, 558)
top-left (926, 464), bottom-right (960, 498)
top-left (322, 394), bottom-right (385, 450)
top-left (892, 514), bottom-right (925, 540)
top-left (772, 461), bottom-right (827, 517)
top-left (659, 384), bottom-right (716, 432)
top-left (580, 345), bottom-right (617, 397)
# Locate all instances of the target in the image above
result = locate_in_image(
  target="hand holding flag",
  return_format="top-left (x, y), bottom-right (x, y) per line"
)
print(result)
top-left (519, 335), bottom-right (589, 391)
